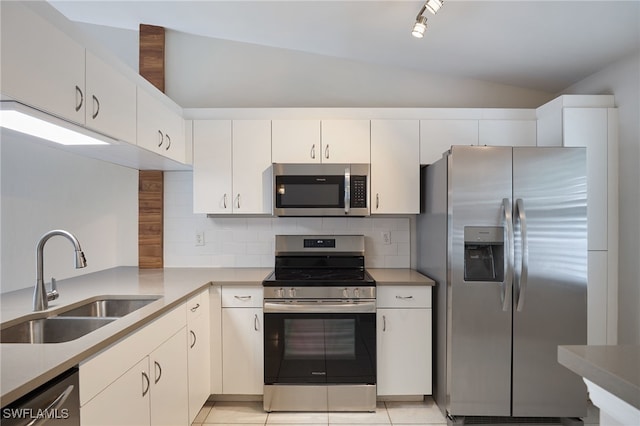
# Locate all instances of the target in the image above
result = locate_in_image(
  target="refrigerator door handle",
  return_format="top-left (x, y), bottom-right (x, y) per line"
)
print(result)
top-left (515, 198), bottom-right (529, 311)
top-left (501, 198), bottom-right (514, 311)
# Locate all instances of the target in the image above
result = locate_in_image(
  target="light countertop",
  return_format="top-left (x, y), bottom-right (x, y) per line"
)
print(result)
top-left (0, 266), bottom-right (271, 406)
top-left (367, 268), bottom-right (435, 285)
top-left (558, 345), bottom-right (640, 410)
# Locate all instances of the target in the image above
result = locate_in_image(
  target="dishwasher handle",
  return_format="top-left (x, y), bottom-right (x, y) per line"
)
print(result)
top-left (24, 384), bottom-right (74, 426)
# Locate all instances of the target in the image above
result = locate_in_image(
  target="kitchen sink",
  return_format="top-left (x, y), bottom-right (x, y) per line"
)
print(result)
top-left (56, 296), bottom-right (161, 318)
top-left (0, 317), bottom-right (115, 344)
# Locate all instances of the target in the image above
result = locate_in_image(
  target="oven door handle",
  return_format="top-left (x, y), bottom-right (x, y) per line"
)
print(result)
top-left (264, 300), bottom-right (376, 314)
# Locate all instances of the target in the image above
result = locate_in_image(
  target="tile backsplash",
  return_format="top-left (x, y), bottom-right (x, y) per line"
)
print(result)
top-left (164, 172), bottom-right (413, 268)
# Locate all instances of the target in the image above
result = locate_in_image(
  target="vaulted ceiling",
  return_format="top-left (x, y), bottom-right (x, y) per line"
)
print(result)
top-left (50, 1), bottom-right (639, 93)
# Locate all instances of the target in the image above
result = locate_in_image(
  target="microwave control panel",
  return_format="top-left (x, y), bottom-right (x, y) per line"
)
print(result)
top-left (351, 176), bottom-right (367, 208)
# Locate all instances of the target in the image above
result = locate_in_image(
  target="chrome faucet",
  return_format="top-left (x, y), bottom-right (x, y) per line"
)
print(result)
top-left (33, 230), bottom-right (87, 311)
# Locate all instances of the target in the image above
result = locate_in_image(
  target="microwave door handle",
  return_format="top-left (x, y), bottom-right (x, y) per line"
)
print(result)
top-left (344, 167), bottom-right (351, 214)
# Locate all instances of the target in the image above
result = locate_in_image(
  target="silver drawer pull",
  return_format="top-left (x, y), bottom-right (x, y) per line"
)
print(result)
top-left (234, 295), bottom-right (252, 301)
top-left (395, 295), bottom-right (414, 300)
top-left (190, 303), bottom-right (200, 312)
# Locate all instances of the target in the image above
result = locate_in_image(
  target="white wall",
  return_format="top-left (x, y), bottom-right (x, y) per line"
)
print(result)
top-left (0, 132), bottom-right (138, 293)
top-left (561, 52), bottom-right (640, 345)
top-left (164, 171), bottom-right (413, 269)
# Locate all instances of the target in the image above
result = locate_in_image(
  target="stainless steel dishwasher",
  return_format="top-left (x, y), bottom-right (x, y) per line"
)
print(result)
top-left (1, 367), bottom-right (80, 426)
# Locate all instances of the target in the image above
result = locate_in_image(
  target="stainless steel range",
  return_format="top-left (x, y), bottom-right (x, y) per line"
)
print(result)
top-left (263, 235), bottom-right (376, 412)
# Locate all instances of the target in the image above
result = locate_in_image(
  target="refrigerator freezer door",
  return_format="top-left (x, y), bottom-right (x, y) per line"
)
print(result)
top-left (447, 146), bottom-right (513, 416)
top-left (511, 147), bottom-right (588, 417)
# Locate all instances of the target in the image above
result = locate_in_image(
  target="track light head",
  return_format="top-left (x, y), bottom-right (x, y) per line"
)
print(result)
top-left (412, 15), bottom-right (428, 38)
top-left (425, 0), bottom-right (444, 15)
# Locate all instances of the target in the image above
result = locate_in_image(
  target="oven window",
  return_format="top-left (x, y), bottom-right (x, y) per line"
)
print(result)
top-left (264, 313), bottom-right (376, 385)
top-left (284, 319), bottom-right (355, 360)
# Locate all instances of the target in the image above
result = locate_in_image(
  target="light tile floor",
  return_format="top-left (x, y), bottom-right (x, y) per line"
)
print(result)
top-left (191, 398), bottom-right (600, 426)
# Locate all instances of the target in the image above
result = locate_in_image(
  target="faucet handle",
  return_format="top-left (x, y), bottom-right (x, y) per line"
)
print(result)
top-left (47, 277), bottom-right (59, 302)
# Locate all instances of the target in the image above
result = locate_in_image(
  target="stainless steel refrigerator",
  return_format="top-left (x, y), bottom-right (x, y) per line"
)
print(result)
top-left (417, 146), bottom-right (588, 423)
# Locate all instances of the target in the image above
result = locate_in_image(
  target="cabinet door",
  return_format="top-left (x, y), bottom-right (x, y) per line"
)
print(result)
top-left (1, 2), bottom-right (85, 124)
top-left (150, 328), bottom-right (189, 426)
top-left (371, 120), bottom-right (420, 214)
top-left (272, 120), bottom-right (321, 163)
top-left (193, 120), bottom-right (233, 214)
top-left (222, 308), bottom-right (264, 394)
top-left (377, 308), bottom-right (432, 396)
top-left (321, 120), bottom-right (370, 163)
top-left (420, 119), bottom-right (478, 165)
top-left (81, 357), bottom-right (151, 426)
top-left (232, 120), bottom-right (273, 214)
top-left (563, 108), bottom-right (608, 251)
top-left (85, 51), bottom-right (136, 143)
top-left (187, 291), bottom-right (211, 424)
top-left (137, 88), bottom-right (185, 162)
top-left (478, 120), bottom-right (536, 147)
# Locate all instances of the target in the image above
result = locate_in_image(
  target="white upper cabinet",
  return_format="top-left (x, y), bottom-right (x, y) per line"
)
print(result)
top-left (1, 2), bottom-right (85, 125)
top-left (232, 120), bottom-right (273, 214)
top-left (193, 120), bottom-right (272, 215)
top-left (85, 51), bottom-right (136, 143)
top-left (320, 120), bottom-right (371, 163)
top-left (478, 120), bottom-right (537, 147)
top-left (371, 120), bottom-right (420, 214)
top-left (272, 119), bottom-right (370, 164)
top-left (420, 119), bottom-right (479, 165)
top-left (272, 120), bottom-right (321, 163)
top-left (137, 87), bottom-right (186, 163)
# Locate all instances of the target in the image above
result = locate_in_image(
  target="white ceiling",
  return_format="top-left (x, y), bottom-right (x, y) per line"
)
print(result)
top-left (49, 0), bottom-right (639, 93)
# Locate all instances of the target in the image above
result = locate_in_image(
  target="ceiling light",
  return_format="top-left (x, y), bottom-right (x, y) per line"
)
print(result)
top-left (412, 15), bottom-right (428, 38)
top-left (0, 102), bottom-right (112, 146)
top-left (425, 0), bottom-right (444, 15)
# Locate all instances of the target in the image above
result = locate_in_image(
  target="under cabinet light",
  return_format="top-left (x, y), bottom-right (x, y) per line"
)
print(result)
top-left (0, 102), bottom-right (112, 146)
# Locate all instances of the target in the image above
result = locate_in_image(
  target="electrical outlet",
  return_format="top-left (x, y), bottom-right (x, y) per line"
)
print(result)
top-left (195, 231), bottom-right (205, 246)
top-left (382, 231), bottom-right (391, 245)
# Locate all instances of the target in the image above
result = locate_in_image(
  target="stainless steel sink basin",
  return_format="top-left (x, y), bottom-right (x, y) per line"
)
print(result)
top-left (56, 296), bottom-right (161, 318)
top-left (0, 317), bottom-right (115, 344)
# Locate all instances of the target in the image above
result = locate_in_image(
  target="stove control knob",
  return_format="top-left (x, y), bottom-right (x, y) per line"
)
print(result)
top-left (277, 288), bottom-right (284, 298)
top-left (354, 288), bottom-right (360, 298)
top-left (343, 288), bottom-right (349, 298)
top-left (289, 287), bottom-right (297, 298)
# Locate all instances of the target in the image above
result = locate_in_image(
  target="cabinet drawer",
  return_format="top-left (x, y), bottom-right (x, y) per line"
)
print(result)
top-left (221, 286), bottom-right (263, 307)
top-left (377, 285), bottom-right (431, 308)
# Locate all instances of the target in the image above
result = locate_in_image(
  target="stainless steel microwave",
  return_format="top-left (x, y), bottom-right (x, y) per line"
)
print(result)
top-left (273, 163), bottom-right (370, 216)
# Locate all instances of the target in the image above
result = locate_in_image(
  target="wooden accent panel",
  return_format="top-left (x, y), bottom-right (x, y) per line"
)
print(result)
top-left (139, 24), bottom-right (165, 92)
top-left (139, 171), bottom-right (164, 268)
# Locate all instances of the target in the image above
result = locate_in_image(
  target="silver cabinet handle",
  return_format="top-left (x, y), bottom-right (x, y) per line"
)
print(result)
top-left (190, 330), bottom-right (197, 349)
top-left (376, 193), bottom-right (380, 209)
top-left (310, 144), bottom-right (316, 159)
top-left (75, 85), bottom-right (84, 112)
top-left (165, 134), bottom-right (171, 150)
top-left (382, 315), bottom-right (386, 332)
top-left (395, 295), bottom-right (414, 300)
top-left (325, 144), bottom-right (330, 159)
top-left (254, 313), bottom-right (260, 331)
top-left (154, 361), bottom-right (162, 384)
top-left (515, 198), bottom-right (529, 312)
top-left (190, 303), bottom-right (200, 312)
top-left (236, 193), bottom-right (241, 209)
top-left (223, 193), bottom-right (228, 209)
top-left (502, 198), bottom-right (514, 312)
top-left (234, 295), bottom-right (252, 301)
top-left (25, 384), bottom-right (74, 426)
top-left (142, 371), bottom-right (150, 397)
top-left (91, 95), bottom-right (100, 119)
top-left (157, 130), bottom-right (164, 147)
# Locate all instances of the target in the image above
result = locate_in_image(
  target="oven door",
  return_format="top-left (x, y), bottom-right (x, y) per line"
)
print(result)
top-left (264, 302), bottom-right (376, 385)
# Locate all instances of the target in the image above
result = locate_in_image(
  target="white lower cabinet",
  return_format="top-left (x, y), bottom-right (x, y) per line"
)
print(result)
top-left (221, 286), bottom-right (264, 394)
top-left (81, 357), bottom-right (151, 426)
top-left (377, 285), bottom-right (432, 396)
top-left (80, 302), bottom-right (189, 425)
top-left (187, 290), bottom-right (211, 424)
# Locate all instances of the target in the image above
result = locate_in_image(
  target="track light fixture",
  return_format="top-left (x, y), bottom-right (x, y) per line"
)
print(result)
top-left (411, 0), bottom-right (444, 38)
